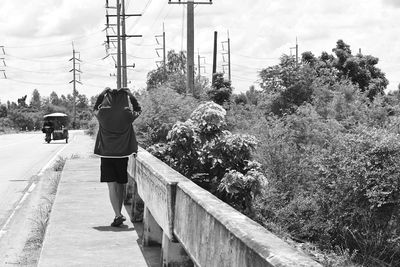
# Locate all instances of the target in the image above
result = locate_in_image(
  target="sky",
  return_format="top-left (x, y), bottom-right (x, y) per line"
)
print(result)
top-left (0, 0), bottom-right (399, 103)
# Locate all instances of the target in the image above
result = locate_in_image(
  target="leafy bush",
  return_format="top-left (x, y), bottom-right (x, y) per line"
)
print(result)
top-left (148, 101), bottom-right (267, 216)
top-left (134, 86), bottom-right (199, 147)
top-left (85, 117), bottom-right (98, 137)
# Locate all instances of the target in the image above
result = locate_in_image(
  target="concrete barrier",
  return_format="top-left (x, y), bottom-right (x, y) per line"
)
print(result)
top-left (128, 148), bottom-right (322, 267)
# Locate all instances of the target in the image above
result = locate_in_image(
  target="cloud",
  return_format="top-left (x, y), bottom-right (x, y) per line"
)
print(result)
top-left (38, 1), bottom-right (104, 37)
top-left (383, 0), bottom-right (400, 8)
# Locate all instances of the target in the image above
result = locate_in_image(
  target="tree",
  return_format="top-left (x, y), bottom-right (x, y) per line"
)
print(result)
top-left (76, 93), bottom-right (89, 109)
top-left (30, 89), bottom-right (41, 109)
top-left (245, 85), bottom-right (260, 105)
top-left (49, 91), bottom-right (61, 106)
top-left (259, 55), bottom-right (300, 92)
top-left (146, 50), bottom-right (186, 90)
top-left (146, 50), bottom-right (209, 98)
top-left (207, 72), bottom-right (232, 105)
top-left (259, 55), bottom-right (315, 116)
top-left (332, 40), bottom-right (388, 99)
top-left (0, 104), bottom-right (7, 118)
top-left (17, 95), bottom-right (27, 108)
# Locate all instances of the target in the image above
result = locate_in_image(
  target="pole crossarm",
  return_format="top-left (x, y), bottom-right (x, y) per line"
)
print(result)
top-left (107, 34), bottom-right (143, 38)
top-left (121, 64), bottom-right (135, 68)
top-left (168, 1), bottom-right (212, 4)
top-left (69, 69), bottom-right (82, 73)
top-left (106, 14), bottom-right (142, 17)
top-left (105, 0), bottom-right (142, 88)
top-left (69, 80), bottom-right (82, 84)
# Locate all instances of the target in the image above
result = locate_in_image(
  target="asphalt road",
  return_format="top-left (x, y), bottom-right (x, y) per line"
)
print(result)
top-left (0, 131), bottom-right (72, 230)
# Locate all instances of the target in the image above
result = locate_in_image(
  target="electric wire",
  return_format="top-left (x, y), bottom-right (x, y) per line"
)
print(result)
top-left (6, 65), bottom-right (69, 74)
top-left (7, 77), bottom-right (68, 86)
top-left (5, 30), bottom-right (104, 49)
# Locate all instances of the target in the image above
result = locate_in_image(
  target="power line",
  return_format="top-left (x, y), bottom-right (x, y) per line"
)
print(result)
top-left (6, 54), bottom-right (70, 63)
top-left (5, 30), bottom-right (104, 49)
top-left (6, 77), bottom-right (67, 86)
top-left (232, 53), bottom-right (277, 60)
top-left (6, 65), bottom-right (68, 74)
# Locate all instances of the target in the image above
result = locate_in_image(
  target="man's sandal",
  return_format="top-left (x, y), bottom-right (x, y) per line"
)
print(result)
top-left (111, 215), bottom-right (126, 227)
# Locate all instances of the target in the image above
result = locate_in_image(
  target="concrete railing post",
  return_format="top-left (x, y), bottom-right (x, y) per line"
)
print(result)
top-left (161, 233), bottom-right (193, 267)
top-left (142, 206), bottom-right (163, 246)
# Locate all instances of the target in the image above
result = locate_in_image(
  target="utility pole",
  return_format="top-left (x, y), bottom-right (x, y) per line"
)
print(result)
top-left (121, 0), bottom-right (127, 88)
top-left (105, 0), bottom-right (142, 89)
top-left (155, 23), bottom-right (166, 73)
top-left (290, 37), bottom-right (298, 67)
top-left (0, 46), bottom-right (6, 79)
top-left (212, 31), bottom-right (217, 84)
top-left (69, 43), bottom-right (81, 129)
top-left (168, 0), bottom-right (213, 95)
top-left (221, 30), bottom-right (231, 82)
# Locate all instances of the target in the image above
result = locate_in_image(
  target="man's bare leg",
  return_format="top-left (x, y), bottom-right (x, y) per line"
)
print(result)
top-left (107, 182), bottom-right (122, 217)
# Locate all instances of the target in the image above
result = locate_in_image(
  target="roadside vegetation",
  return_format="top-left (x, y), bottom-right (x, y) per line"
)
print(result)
top-left (18, 156), bottom-right (67, 265)
top-left (118, 43), bottom-right (400, 266)
top-left (0, 89), bottom-right (93, 132)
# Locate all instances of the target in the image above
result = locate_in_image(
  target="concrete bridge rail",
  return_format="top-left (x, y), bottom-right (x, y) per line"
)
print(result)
top-left (127, 148), bottom-right (322, 267)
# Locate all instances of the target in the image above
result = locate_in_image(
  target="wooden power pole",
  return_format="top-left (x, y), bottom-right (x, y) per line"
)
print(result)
top-left (168, 0), bottom-right (212, 95)
top-left (212, 31), bottom-right (217, 84)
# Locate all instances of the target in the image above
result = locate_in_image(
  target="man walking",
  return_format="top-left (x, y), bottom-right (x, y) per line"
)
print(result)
top-left (94, 87), bottom-right (141, 227)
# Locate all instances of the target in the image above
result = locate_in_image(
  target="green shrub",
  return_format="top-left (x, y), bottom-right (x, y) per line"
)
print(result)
top-left (85, 117), bottom-right (98, 137)
top-left (148, 101), bottom-right (267, 216)
top-left (134, 86), bottom-right (199, 147)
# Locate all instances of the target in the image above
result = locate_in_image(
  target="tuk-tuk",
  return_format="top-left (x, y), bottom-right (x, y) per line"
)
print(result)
top-left (42, 113), bottom-right (69, 143)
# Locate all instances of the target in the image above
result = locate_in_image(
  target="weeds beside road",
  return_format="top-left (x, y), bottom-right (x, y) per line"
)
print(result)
top-left (13, 156), bottom-right (67, 266)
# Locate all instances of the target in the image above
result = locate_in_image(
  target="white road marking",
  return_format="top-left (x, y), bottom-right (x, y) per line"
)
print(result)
top-left (0, 135), bottom-right (72, 239)
top-left (0, 183), bottom-right (36, 239)
top-left (38, 144), bottom-right (69, 176)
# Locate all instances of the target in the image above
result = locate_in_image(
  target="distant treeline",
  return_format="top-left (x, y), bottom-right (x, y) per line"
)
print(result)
top-left (0, 89), bottom-right (95, 133)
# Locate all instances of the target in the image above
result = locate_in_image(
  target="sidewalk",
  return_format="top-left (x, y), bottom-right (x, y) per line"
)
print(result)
top-left (38, 156), bottom-right (157, 267)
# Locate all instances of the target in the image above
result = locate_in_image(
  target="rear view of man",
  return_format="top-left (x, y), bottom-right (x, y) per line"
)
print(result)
top-left (93, 87), bottom-right (141, 227)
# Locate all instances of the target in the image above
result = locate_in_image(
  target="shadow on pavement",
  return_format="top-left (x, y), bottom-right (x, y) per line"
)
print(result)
top-left (92, 225), bottom-right (134, 232)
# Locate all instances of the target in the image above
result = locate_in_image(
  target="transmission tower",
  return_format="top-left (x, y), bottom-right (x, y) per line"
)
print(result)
top-left (105, 0), bottom-right (142, 89)
top-left (69, 43), bottom-right (81, 129)
top-left (168, 0), bottom-right (213, 95)
top-left (197, 50), bottom-right (206, 79)
top-left (221, 31), bottom-right (231, 82)
top-left (155, 23), bottom-right (166, 73)
top-left (0, 46), bottom-right (6, 79)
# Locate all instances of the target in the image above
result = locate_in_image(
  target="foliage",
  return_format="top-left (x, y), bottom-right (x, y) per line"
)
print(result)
top-left (206, 73), bottom-right (232, 105)
top-left (134, 86), bottom-right (199, 146)
top-left (2, 89), bottom-right (93, 132)
top-left (146, 50), bottom-right (209, 97)
top-left (84, 116), bottom-right (98, 137)
top-left (0, 104), bottom-right (7, 118)
top-left (148, 101), bottom-right (267, 216)
top-left (229, 90), bottom-right (400, 265)
top-left (141, 40), bottom-right (397, 266)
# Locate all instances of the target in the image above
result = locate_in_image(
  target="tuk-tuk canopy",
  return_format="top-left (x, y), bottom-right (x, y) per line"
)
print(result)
top-left (44, 112), bottom-right (68, 118)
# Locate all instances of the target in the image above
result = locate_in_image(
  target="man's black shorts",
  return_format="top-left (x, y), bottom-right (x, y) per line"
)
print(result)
top-left (100, 157), bottom-right (128, 184)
